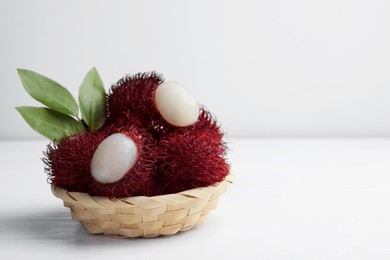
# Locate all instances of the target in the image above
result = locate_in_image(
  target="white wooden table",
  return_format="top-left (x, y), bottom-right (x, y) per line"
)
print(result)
top-left (0, 138), bottom-right (389, 259)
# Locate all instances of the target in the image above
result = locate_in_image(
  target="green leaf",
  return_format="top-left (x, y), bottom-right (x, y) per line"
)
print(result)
top-left (78, 67), bottom-right (106, 131)
top-left (17, 69), bottom-right (79, 117)
top-left (16, 106), bottom-right (84, 142)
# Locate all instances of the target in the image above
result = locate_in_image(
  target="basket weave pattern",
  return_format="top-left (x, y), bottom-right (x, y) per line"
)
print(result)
top-left (52, 174), bottom-right (233, 238)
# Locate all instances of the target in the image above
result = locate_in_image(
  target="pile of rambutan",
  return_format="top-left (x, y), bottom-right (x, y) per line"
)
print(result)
top-left (17, 69), bottom-right (229, 199)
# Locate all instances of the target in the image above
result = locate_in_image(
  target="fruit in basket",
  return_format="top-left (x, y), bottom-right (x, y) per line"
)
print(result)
top-left (16, 67), bottom-right (229, 198)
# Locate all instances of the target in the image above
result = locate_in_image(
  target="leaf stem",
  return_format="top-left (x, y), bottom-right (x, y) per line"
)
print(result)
top-left (80, 118), bottom-right (89, 131)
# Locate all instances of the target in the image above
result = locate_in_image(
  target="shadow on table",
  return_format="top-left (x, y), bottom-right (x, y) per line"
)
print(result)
top-left (0, 209), bottom-right (189, 247)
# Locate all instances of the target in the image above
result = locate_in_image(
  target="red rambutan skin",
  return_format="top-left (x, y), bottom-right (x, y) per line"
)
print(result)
top-left (177, 107), bottom-right (225, 139)
top-left (156, 129), bottom-right (229, 195)
top-left (108, 72), bottom-right (163, 119)
top-left (44, 131), bottom-right (105, 193)
top-left (44, 124), bottom-right (158, 199)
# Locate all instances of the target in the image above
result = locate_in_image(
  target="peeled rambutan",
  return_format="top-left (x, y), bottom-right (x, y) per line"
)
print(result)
top-left (44, 124), bottom-right (158, 199)
top-left (156, 129), bottom-right (229, 194)
top-left (86, 126), bottom-right (158, 198)
top-left (107, 72), bottom-right (226, 141)
top-left (107, 72), bottom-right (175, 139)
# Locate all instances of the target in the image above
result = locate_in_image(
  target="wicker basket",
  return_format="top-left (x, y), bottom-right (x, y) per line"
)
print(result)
top-left (52, 173), bottom-right (233, 238)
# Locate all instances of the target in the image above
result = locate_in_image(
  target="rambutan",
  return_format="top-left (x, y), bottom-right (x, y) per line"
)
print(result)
top-left (107, 72), bottom-right (175, 139)
top-left (156, 129), bottom-right (229, 195)
top-left (44, 124), bottom-right (158, 199)
top-left (86, 126), bottom-right (157, 198)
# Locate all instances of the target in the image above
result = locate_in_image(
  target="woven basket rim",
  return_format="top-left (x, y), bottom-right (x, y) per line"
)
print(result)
top-left (51, 173), bottom-right (233, 238)
top-left (52, 172), bottom-right (233, 204)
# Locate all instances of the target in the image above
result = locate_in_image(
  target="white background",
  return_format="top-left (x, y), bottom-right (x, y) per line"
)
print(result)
top-left (1, 1), bottom-right (390, 259)
top-left (1, 0), bottom-right (390, 139)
